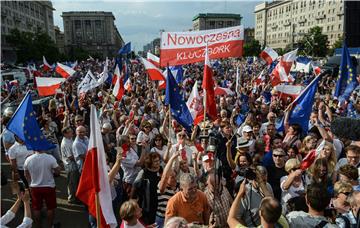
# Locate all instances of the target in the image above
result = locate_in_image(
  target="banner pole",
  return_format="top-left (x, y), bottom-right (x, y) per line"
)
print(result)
top-left (95, 193), bottom-right (101, 228)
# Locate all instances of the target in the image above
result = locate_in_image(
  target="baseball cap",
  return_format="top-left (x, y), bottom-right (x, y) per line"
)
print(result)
top-left (242, 125), bottom-right (253, 133)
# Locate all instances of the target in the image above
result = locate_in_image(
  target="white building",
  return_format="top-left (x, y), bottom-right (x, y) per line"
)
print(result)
top-left (254, 0), bottom-right (345, 50)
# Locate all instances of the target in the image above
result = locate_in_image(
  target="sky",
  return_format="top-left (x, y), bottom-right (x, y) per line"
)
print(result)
top-left (52, 0), bottom-right (261, 52)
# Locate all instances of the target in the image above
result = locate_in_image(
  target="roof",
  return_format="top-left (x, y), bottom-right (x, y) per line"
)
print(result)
top-left (193, 13), bottom-right (242, 21)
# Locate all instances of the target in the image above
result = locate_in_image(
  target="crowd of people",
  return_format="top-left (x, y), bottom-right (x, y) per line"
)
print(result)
top-left (1, 54), bottom-right (360, 228)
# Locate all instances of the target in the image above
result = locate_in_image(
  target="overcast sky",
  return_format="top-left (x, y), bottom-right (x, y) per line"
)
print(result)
top-left (52, 0), bottom-right (261, 52)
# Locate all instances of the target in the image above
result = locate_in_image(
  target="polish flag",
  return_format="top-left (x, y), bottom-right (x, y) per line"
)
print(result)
top-left (112, 65), bottom-right (124, 101)
top-left (147, 52), bottom-right (160, 68)
top-left (141, 58), bottom-right (165, 81)
top-left (55, 62), bottom-right (76, 78)
top-left (76, 104), bottom-right (117, 228)
top-left (255, 69), bottom-right (266, 85)
top-left (311, 62), bottom-right (322, 76)
top-left (43, 56), bottom-right (52, 71)
top-left (271, 49), bottom-right (297, 86)
top-left (274, 84), bottom-right (303, 101)
top-left (260, 47), bottom-right (278, 65)
top-left (124, 78), bottom-right (132, 92)
top-left (112, 64), bottom-right (120, 85)
top-left (186, 81), bottom-right (204, 125)
top-left (35, 77), bottom-right (65, 96)
top-left (202, 45), bottom-right (217, 121)
top-left (214, 86), bottom-right (235, 96)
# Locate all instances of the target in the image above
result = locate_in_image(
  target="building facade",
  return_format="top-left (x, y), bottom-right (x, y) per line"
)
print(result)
top-left (143, 37), bottom-right (160, 55)
top-left (244, 28), bottom-right (255, 43)
top-left (54, 26), bottom-right (65, 54)
top-left (254, 0), bottom-right (350, 50)
top-left (1, 1), bottom-right (55, 62)
top-left (62, 11), bottom-right (124, 58)
top-left (192, 13), bottom-right (242, 31)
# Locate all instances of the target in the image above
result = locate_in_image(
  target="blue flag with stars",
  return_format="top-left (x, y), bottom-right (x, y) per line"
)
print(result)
top-left (334, 42), bottom-right (358, 103)
top-left (7, 92), bottom-right (55, 151)
top-left (164, 67), bottom-right (193, 132)
top-left (288, 76), bottom-right (320, 134)
top-left (118, 42), bottom-right (131, 55)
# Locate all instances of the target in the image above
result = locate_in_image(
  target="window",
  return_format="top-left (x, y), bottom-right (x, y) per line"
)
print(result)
top-left (75, 20), bottom-right (81, 30)
top-left (227, 21), bottom-right (232, 26)
top-left (209, 21), bottom-right (215, 26)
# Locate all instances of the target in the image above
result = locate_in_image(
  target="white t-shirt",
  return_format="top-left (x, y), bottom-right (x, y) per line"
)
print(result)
top-left (280, 175), bottom-right (305, 204)
top-left (169, 144), bottom-right (193, 166)
top-left (121, 220), bottom-right (145, 228)
top-left (24, 153), bottom-right (59, 188)
top-left (7, 142), bottom-right (33, 170)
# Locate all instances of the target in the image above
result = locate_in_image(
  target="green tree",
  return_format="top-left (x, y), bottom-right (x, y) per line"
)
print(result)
top-left (328, 35), bottom-right (343, 55)
top-left (5, 28), bottom-right (61, 64)
top-left (243, 39), bottom-right (262, 57)
top-left (298, 26), bottom-right (329, 57)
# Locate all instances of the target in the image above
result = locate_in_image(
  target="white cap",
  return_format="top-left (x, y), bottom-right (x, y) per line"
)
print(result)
top-left (242, 125), bottom-right (253, 133)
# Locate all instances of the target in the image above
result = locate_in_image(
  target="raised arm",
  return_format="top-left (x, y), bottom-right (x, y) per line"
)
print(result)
top-left (226, 140), bottom-right (236, 170)
top-left (159, 151), bottom-right (179, 193)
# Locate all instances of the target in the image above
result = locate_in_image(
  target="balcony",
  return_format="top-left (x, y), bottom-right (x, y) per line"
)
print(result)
top-left (284, 22), bottom-right (291, 27)
top-left (316, 14), bottom-right (326, 20)
top-left (298, 18), bottom-right (307, 24)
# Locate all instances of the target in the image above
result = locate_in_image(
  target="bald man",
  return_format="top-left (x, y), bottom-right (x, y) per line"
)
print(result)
top-left (72, 126), bottom-right (89, 172)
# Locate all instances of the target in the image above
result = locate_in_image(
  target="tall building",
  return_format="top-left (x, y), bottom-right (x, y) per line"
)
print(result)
top-left (1, 1), bottom-right (55, 62)
top-left (62, 11), bottom-right (124, 58)
top-left (192, 13), bottom-right (242, 31)
top-left (143, 38), bottom-right (160, 55)
top-left (254, 0), bottom-right (360, 50)
top-left (54, 26), bottom-right (65, 54)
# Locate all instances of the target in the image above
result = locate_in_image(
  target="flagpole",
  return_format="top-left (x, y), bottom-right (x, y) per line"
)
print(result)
top-left (95, 193), bottom-right (101, 228)
top-left (167, 63), bottom-right (172, 144)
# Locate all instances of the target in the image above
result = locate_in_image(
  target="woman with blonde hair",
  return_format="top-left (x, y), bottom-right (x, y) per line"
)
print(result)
top-left (299, 135), bottom-right (317, 156)
top-left (119, 199), bottom-right (145, 228)
top-left (318, 140), bottom-right (337, 183)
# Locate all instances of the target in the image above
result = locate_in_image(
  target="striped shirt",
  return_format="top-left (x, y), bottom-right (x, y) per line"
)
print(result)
top-left (156, 186), bottom-right (178, 218)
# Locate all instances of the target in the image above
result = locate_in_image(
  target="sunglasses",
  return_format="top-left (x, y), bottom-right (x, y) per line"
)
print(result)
top-left (273, 154), bottom-right (285, 158)
top-left (290, 167), bottom-right (300, 172)
top-left (130, 138), bottom-right (136, 140)
top-left (178, 134), bottom-right (186, 138)
top-left (340, 192), bottom-right (351, 196)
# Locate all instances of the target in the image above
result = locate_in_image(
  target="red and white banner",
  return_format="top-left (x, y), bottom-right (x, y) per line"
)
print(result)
top-left (140, 58), bottom-right (166, 81)
top-left (260, 47), bottom-right (278, 65)
top-left (214, 86), bottom-right (235, 96)
top-left (274, 84), bottom-right (303, 101)
top-left (113, 65), bottom-right (125, 101)
top-left (160, 25), bottom-right (244, 66)
top-left (271, 49), bottom-right (297, 86)
top-left (35, 77), bottom-right (65, 96)
top-left (147, 52), bottom-right (160, 68)
top-left (55, 62), bottom-right (76, 78)
top-left (186, 81), bottom-right (203, 125)
top-left (43, 56), bottom-right (52, 71)
top-left (76, 105), bottom-right (117, 228)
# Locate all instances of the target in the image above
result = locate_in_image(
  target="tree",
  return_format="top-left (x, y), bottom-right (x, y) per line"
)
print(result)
top-left (243, 39), bottom-right (262, 57)
top-left (5, 28), bottom-right (61, 64)
top-left (297, 26), bottom-right (329, 57)
top-left (328, 35), bottom-right (343, 55)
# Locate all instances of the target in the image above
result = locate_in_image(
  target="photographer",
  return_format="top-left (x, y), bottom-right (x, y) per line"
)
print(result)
top-left (227, 166), bottom-right (273, 227)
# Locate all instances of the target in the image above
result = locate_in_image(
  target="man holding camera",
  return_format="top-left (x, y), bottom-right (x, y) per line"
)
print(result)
top-left (229, 166), bottom-right (273, 227)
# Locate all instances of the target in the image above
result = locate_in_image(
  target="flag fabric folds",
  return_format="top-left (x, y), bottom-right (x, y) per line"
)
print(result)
top-left (164, 68), bottom-right (193, 132)
top-left (293, 56), bottom-right (311, 73)
top-left (260, 47), bottom-right (278, 65)
top-left (186, 81), bottom-right (204, 126)
top-left (118, 42), bottom-right (131, 55)
top-left (334, 42), bottom-right (359, 103)
top-left (6, 92), bottom-right (55, 151)
top-left (43, 56), bottom-right (52, 71)
top-left (112, 64), bottom-right (125, 101)
top-left (55, 62), bottom-right (76, 78)
top-left (288, 75), bottom-right (320, 134)
top-left (78, 70), bottom-right (100, 94)
top-left (97, 58), bottom-right (109, 84)
top-left (255, 69), bottom-right (266, 85)
top-left (274, 84), bottom-right (303, 102)
top-left (147, 52), bottom-right (160, 68)
top-left (214, 86), bottom-right (235, 96)
top-left (76, 104), bottom-right (117, 228)
top-left (35, 77), bottom-right (65, 96)
top-left (311, 62), bottom-right (322, 76)
top-left (202, 45), bottom-right (217, 121)
top-left (141, 58), bottom-right (166, 81)
top-left (271, 49), bottom-right (297, 86)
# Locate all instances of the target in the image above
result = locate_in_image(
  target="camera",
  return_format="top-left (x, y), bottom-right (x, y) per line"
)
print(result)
top-left (237, 167), bottom-right (257, 181)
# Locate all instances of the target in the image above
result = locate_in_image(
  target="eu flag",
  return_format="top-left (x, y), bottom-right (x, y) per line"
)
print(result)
top-left (288, 76), bottom-right (320, 134)
top-left (335, 42), bottom-right (358, 103)
top-left (118, 42), bottom-right (131, 55)
top-left (7, 92), bottom-right (55, 151)
top-left (164, 67), bottom-right (193, 132)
